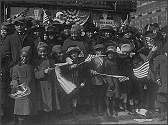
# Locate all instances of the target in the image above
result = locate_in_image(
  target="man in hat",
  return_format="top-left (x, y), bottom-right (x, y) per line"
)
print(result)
top-left (59, 24), bottom-right (72, 43)
top-left (31, 25), bottom-right (45, 50)
top-left (2, 17), bottom-right (36, 75)
top-left (44, 26), bottom-right (60, 54)
top-left (138, 30), bottom-right (161, 114)
top-left (63, 24), bottom-right (90, 58)
top-left (84, 23), bottom-right (100, 53)
top-left (98, 25), bottom-right (117, 49)
top-left (1, 22), bottom-right (15, 45)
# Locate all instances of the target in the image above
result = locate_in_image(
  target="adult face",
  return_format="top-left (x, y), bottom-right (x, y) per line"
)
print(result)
top-left (20, 51), bottom-right (30, 64)
top-left (43, 33), bottom-right (48, 41)
top-left (33, 31), bottom-right (40, 39)
top-left (63, 28), bottom-right (71, 36)
top-left (145, 37), bottom-right (154, 49)
top-left (86, 31), bottom-right (93, 39)
top-left (14, 22), bottom-right (25, 33)
top-left (1, 29), bottom-right (7, 38)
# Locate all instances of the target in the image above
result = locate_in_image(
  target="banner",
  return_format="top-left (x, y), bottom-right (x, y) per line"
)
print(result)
top-left (53, 9), bottom-right (90, 25)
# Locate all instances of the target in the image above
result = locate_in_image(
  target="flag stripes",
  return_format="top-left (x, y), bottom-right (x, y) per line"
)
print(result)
top-left (118, 77), bottom-right (129, 82)
top-left (133, 61), bottom-right (150, 79)
top-left (42, 9), bottom-right (50, 25)
top-left (84, 54), bottom-right (106, 62)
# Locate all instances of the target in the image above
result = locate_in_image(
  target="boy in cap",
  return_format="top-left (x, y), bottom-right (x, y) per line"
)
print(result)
top-left (97, 25), bottom-right (117, 48)
top-left (10, 46), bottom-right (37, 124)
top-left (88, 44), bottom-right (106, 117)
top-left (104, 46), bottom-right (120, 117)
top-left (33, 42), bottom-right (60, 122)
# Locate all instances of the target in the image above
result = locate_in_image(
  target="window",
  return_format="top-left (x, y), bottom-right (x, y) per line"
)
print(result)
top-left (157, 15), bottom-right (162, 25)
top-left (139, 18), bottom-right (143, 28)
top-left (149, 17), bottom-right (152, 24)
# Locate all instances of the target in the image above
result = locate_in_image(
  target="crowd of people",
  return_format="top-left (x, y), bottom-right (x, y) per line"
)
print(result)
top-left (1, 16), bottom-right (167, 124)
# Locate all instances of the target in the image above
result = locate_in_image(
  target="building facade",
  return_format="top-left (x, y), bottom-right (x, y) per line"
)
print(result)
top-left (130, 1), bottom-right (167, 30)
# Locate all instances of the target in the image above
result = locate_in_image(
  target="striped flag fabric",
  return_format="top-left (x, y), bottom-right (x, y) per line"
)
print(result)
top-left (42, 9), bottom-right (50, 25)
top-left (7, 8), bottom-right (29, 23)
top-left (55, 65), bottom-right (76, 94)
top-left (84, 54), bottom-right (106, 62)
top-left (118, 77), bottom-right (129, 82)
top-left (133, 61), bottom-right (150, 79)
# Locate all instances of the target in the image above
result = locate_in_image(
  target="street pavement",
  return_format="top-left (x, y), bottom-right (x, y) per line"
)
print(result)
top-left (2, 111), bottom-right (167, 124)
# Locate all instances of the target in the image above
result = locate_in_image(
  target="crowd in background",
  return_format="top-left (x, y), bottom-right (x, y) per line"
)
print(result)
top-left (1, 16), bottom-right (167, 124)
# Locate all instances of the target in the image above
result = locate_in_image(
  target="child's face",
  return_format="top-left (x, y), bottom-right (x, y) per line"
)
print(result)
top-left (38, 47), bottom-right (48, 59)
top-left (107, 52), bottom-right (115, 60)
top-left (95, 49), bottom-right (103, 55)
top-left (70, 51), bottom-right (78, 60)
top-left (53, 51), bottom-right (64, 61)
top-left (20, 52), bottom-right (30, 64)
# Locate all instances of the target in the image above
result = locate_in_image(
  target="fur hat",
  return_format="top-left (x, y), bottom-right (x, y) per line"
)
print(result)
top-left (52, 45), bottom-right (63, 53)
top-left (94, 44), bottom-right (104, 50)
top-left (100, 25), bottom-right (115, 33)
top-left (1, 22), bottom-right (13, 30)
top-left (106, 46), bottom-right (116, 53)
top-left (37, 42), bottom-right (48, 50)
top-left (13, 17), bottom-right (26, 25)
top-left (71, 24), bottom-right (83, 33)
top-left (120, 43), bottom-right (134, 52)
top-left (66, 46), bottom-right (81, 54)
top-left (21, 46), bottom-right (32, 54)
top-left (84, 23), bottom-right (99, 32)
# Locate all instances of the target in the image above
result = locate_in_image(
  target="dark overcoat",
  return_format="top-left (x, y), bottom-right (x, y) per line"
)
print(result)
top-left (2, 31), bottom-right (36, 76)
top-left (154, 54), bottom-right (167, 94)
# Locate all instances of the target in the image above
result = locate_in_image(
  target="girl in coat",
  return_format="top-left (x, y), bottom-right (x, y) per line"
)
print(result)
top-left (104, 46), bottom-right (121, 117)
top-left (33, 42), bottom-right (60, 122)
top-left (65, 45), bottom-right (84, 121)
top-left (10, 46), bottom-right (37, 124)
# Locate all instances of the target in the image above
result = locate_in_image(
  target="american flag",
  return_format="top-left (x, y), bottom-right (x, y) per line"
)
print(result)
top-left (118, 77), bottom-right (129, 82)
top-left (7, 8), bottom-right (29, 23)
top-left (55, 65), bottom-right (76, 94)
top-left (42, 8), bottom-right (50, 25)
top-left (84, 54), bottom-right (105, 62)
top-left (113, 14), bottom-right (123, 27)
top-left (133, 61), bottom-right (150, 79)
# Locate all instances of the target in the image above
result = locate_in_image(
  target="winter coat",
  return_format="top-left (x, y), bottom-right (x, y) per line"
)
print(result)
top-left (89, 56), bottom-right (106, 86)
top-left (104, 59), bottom-right (120, 98)
top-left (63, 37), bottom-right (89, 57)
top-left (154, 54), bottom-right (167, 94)
top-left (12, 64), bottom-right (37, 115)
top-left (2, 31), bottom-right (36, 76)
top-left (33, 58), bottom-right (60, 112)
